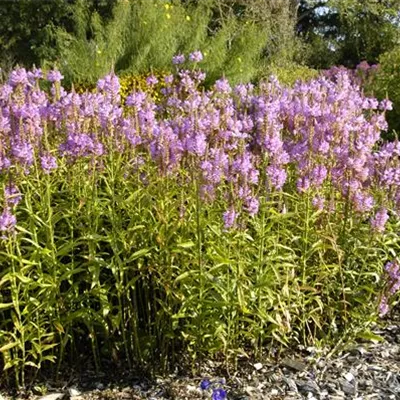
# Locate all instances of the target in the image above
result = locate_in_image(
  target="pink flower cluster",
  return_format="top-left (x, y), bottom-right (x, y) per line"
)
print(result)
top-left (0, 61), bottom-right (398, 233)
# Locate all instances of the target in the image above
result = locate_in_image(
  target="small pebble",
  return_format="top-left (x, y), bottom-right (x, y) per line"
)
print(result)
top-left (253, 362), bottom-right (263, 371)
top-left (344, 372), bottom-right (354, 382)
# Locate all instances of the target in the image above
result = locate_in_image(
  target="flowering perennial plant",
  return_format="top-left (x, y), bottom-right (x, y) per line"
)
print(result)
top-left (0, 59), bottom-right (399, 387)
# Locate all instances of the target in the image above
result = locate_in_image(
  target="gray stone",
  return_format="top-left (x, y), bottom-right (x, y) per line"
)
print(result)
top-left (39, 394), bottom-right (65, 400)
top-left (283, 377), bottom-right (298, 392)
top-left (68, 388), bottom-right (81, 397)
top-left (282, 358), bottom-right (307, 372)
top-left (339, 378), bottom-right (356, 395)
top-left (296, 379), bottom-right (320, 394)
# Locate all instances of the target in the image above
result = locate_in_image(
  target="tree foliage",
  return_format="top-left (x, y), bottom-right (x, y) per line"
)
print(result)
top-left (298, 0), bottom-right (400, 68)
top-left (0, 0), bottom-right (117, 69)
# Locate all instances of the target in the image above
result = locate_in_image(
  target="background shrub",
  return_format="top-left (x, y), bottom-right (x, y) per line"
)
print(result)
top-left (54, 0), bottom-right (301, 86)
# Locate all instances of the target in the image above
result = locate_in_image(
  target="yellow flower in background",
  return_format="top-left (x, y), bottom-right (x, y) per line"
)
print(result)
top-left (237, 57), bottom-right (242, 63)
top-left (166, 13), bottom-right (171, 19)
top-left (164, 3), bottom-right (170, 9)
top-left (186, 15), bottom-right (191, 21)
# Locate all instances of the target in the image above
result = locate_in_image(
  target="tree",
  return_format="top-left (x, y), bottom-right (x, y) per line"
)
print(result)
top-left (0, 0), bottom-right (117, 68)
top-left (297, 0), bottom-right (400, 68)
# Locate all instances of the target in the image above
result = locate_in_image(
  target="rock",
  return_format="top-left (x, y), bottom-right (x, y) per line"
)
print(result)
top-left (186, 385), bottom-right (201, 395)
top-left (339, 378), bottom-right (356, 395)
top-left (68, 388), bottom-right (81, 397)
top-left (344, 372), bottom-right (354, 382)
top-left (39, 394), bottom-right (65, 400)
top-left (253, 362), bottom-right (263, 371)
top-left (296, 379), bottom-right (320, 394)
top-left (270, 388), bottom-right (279, 395)
top-left (283, 377), bottom-right (298, 393)
top-left (282, 358), bottom-right (307, 372)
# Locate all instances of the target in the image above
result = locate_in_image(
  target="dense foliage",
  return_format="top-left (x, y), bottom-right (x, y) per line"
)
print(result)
top-left (0, 0), bottom-right (117, 69)
top-left (0, 57), bottom-right (399, 388)
top-left (297, 0), bottom-right (400, 68)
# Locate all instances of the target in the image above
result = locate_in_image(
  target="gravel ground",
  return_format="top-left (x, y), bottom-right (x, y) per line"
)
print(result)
top-left (1, 321), bottom-right (400, 400)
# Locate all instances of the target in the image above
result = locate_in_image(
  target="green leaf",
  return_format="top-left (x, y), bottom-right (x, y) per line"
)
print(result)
top-left (0, 341), bottom-right (18, 352)
top-left (177, 241), bottom-right (195, 248)
top-left (357, 331), bottom-right (384, 343)
top-left (126, 247), bottom-right (152, 262)
top-left (174, 271), bottom-right (191, 283)
top-left (0, 302), bottom-right (14, 311)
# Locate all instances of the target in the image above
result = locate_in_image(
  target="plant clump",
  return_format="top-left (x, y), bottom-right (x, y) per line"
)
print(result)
top-left (0, 54), bottom-right (399, 389)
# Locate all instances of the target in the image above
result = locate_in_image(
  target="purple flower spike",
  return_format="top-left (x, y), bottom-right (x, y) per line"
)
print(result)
top-left (40, 154), bottom-right (58, 173)
top-left (223, 207), bottom-right (237, 229)
top-left (189, 50), bottom-right (203, 63)
top-left (0, 208), bottom-right (16, 232)
top-left (371, 208), bottom-right (389, 233)
top-left (47, 70), bottom-right (64, 83)
top-left (172, 54), bottom-right (185, 65)
top-left (215, 78), bottom-right (231, 94)
top-left (212, 388), bottom-right (227, 400)
top-left (4, 184), bottom-right (22, 206)
top-left (8, 68), bottom-right (29, 87)
top-left (146, 75), bottom-right (158, 86)
top-left (200, 379), bottom-right (211, 390)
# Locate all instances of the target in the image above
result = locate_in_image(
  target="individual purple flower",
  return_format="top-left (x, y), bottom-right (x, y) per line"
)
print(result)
top-left (40, 154), bottom-right (57, 173)
top-left (200, 379), bottom-right (211, 390)
top-left (47, 70), bottom-right (64, 83)
top-left (4, 184), bottom-right (22, 206)
top-left (164, 74), bottom-right (174, 85)
top-left (193, 70), bottom-right (206, 82)
top-left (0, 208), bottom-right (16, 232)
top-left (310, 165), bottom-right (327, 187)
top-left (379, 99), bottom-right (393, 111)
top-left (212, 388), bottom-right (227, 400)
top-left (215, 78), bottom-right (231, 94)
top-left (28, 67), bottom-right (43, 82)
top-left (101, 74), bottom-right (120, 98)
top-left (267, 165), bottom-right (287, 190)
top-left (172, 54), bottom-right (185, 65)
top-left (126, 91), bottom-right (147, 108)
top-left (12, 141), bottom-right (34, 166)
top-left (296, 176), bottom-right (310, 193)
top-left (0, 157), bottom-right (11, 171)
top-left (352, 191), bottom-right (374, 213)
top-left (146, 75), bottom-right (158, 86)
top-left (223, 206), bottom-right (237, 229)
top-left (189, 50), bottom-right (203, 63)
top-left (245, 196), bottom-right (259, 216)
top-left (370, 208), bottom-right (389, 233)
